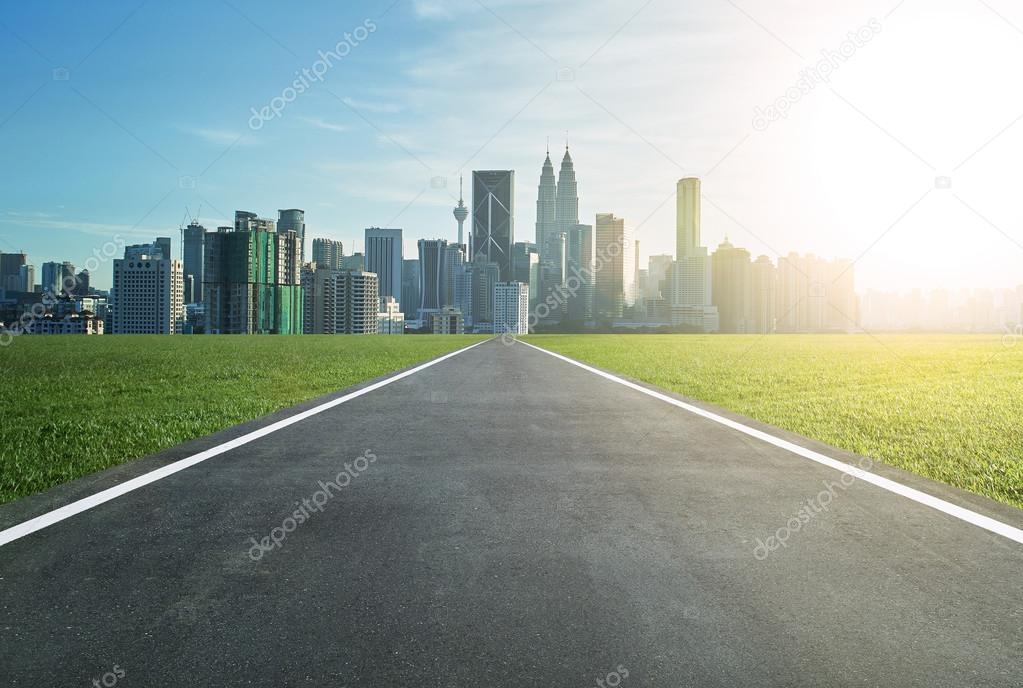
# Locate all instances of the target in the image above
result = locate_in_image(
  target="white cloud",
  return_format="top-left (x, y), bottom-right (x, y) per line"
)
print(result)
top-left (301, 117), bottom-right (351, 133)
top-left (186, 128), bottom-right (258, 147)
top-left (342, 97), bottom-right (403, 114)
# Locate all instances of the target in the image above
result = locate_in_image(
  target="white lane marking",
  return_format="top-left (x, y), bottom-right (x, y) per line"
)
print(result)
top-left (520, 340), bottom-right (1023, 546)
top-left (0, 340), bottom-right (490, 547)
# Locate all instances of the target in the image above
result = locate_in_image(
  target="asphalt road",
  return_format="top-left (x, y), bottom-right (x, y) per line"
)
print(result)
top-left (2, 338), bottom-right (1021, 687)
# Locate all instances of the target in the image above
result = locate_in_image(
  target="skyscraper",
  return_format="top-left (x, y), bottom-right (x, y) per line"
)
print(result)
top-left (751, 255), bottom-right (777, 334)
top-left (556, 146), bottom-right (579, 240)
top-left (418, 239), bottom-right (447, 314)
top-left (443, 242), bottom-right (466, 307)
top-left (453, 176), bottom-right (469, 247)
top-left (110, 241), bottom-right (184, 334)
top-left (711, 238), bottom-right (753, 333)
top-left (277, 209), bottom-right (306, 262)
top-left (365, 227), bottom-right (403, 302)
top-left (312, 238), bottom-right (344, 270)
top-left (204, 214), bottom-right (303, 334)
top-left (18, 264), bottom-right (35, 293)
top-left (676, 177), bottom-right (701, 259)
top-left (669, 177), bottom-right (717, 331)
top-left (472, 170), bottom-right (514, 281)
top-left (183, 220), bottom-right (205, 304)
top-left (594, 213), bottom-right (633, 320)
top-left (565, 223), bottom-right (594, 321)
top-left (535, 150), bottom-right (558, 296)
top-left (41, 262), bottom-right (62, 295)
top-left (400, 258), bottom-right (420, 319)
top-left (301, 265), bottom-right (378, 334)
top-left (0, 252), bottom-right (26, 292)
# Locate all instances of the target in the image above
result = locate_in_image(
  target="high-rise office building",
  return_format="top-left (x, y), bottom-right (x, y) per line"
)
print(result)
top-left (401, 259), bottom-right (420, 319)
top-left (183, 220), bottom-right (205, 304)
top-left (110, 241), bottom-right (184, 334)
top-left (40, 262), bottom-right (62, 295)
top-left (669, 178), bottom-right (717, 331)
top-left (751, 255), bottom-right (777, 334)
top-left (565, 224), bottom-right (594, 321)
top-left (18, 264), bottom-right (35, 293)
top-left (676, 177), bottom-right (701, 259)
top-left (493, 281), bottom-right (529, 335)
top-left (300, 265), bottom-right (378, 335)
top-left (711, 238), bottom-right (752, 333)
top-left (443, 243), bottom-right (466, 308)
top-left (455, 255), bottom-right (501, 330)
top-left (594, 213), bottom-right (633, 320)
top-left (312, 238), bottom-right (344, 270)
top-left (278, 209), bottom-right (306, 262)
top-left (365, 227), bottom-right (403, 302)
top-left (472, 170), bottom-right (514, 281)
top-left (0, 252), bottom-right (26, 292)
top-left (204, 214), bottom-right (303, 334)
top-left (418, 239), bottom-right (447, 315)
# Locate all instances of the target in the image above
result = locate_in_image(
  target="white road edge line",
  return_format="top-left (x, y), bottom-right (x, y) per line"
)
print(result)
top-left (0, 339), bottom-right (490, 548)
top-left (520, 340), bottom-right (1023, 546)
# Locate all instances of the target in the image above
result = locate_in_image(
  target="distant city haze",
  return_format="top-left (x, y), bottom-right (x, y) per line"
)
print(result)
top-left (0, 0), bottom-right (1021, 295)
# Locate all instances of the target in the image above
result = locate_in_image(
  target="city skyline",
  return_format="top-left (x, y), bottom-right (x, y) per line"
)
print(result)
top-left (2, 1), bottom-right (1021, 294)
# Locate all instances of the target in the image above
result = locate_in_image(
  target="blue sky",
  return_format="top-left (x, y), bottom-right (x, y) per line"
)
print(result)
top-left (2, 0), bottom-right (1023, 292)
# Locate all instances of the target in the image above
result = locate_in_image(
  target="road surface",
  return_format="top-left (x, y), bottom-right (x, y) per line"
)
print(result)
top-left (1, 338), bottom-right (1021, 686)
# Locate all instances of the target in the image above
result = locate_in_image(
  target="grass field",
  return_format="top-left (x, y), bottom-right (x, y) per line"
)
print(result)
top-left (525, 334), bottom-right (1023, 510)
top-left (0, 335), bottom-right (485, 504)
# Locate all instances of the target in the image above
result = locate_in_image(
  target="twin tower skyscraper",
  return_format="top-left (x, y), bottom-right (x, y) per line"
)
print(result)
top-left (535, 143), bottom-right (578, 302)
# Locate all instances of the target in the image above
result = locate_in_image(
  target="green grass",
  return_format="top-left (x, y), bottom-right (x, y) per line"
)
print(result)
top-left (0, 335), bottom-right (486, 504)
top-left (525, 334), bottom-right (1023, 510)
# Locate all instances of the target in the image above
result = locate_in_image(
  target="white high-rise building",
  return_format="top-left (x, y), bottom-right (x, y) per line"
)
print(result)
top-left (493, 281), bottom-right (529, 335)
top-left (377, 296), bottom-right (404, 335)
top-left (110, 241), bottom-right (184, 334)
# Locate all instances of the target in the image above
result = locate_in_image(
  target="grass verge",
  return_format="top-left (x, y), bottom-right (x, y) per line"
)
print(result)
top-left (524, 334), bottom-right (1023, 509)
top-left (0, 335), bottom-right (485, 504)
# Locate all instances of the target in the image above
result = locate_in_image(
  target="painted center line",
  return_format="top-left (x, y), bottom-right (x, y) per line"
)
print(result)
top-left (0, 340), bottom-right (489, 548)
top-left (519, 340), bottom-right (1023, 546)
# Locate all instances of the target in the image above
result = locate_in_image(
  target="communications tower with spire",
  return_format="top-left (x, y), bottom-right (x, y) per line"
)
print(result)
top-left (453, 176), bottom-right (469, 248)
